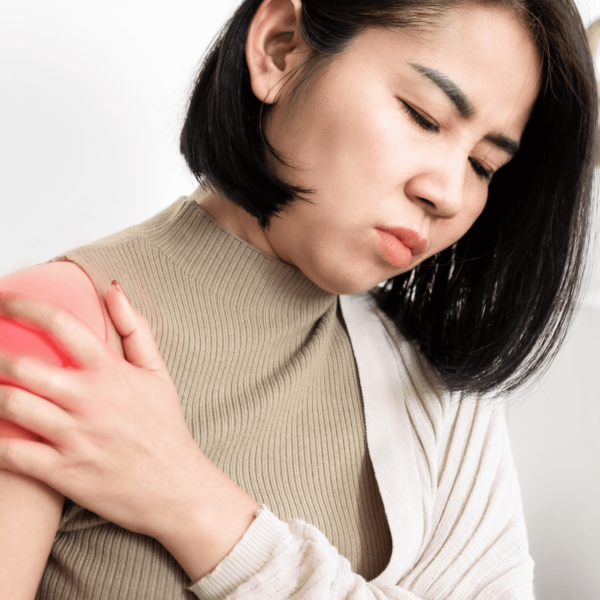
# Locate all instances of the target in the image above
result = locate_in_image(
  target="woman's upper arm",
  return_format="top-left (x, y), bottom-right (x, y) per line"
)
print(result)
top-left (0, 261), bottom-right (106, 599)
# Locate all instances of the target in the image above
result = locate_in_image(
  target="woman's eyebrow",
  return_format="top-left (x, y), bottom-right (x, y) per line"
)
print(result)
top-left (410, 63), bottom-right (519, 157)
top-left (410, 63), bottom-right (474, 117)
top-left (485, 133), bottom-right (519, 158)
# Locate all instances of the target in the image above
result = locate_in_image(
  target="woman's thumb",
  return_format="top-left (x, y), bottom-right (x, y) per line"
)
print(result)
top-left (105, 281), bottom-right (167, 376)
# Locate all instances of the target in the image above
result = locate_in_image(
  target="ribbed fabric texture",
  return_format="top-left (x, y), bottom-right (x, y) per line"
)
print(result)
top-left (187, 295), bottom-right (535, 599)
top-left (36, 194), bottom-right (392, 599)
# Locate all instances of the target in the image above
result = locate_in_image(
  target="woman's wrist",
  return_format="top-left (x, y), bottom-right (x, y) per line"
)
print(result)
top-left (154, 452), bottom-right (260, 583)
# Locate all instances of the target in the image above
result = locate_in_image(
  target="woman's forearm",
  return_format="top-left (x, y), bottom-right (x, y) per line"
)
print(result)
top-left (153, 452), bottom-right (260, 583)
top-left (0, 469), bottom-right (64, 600)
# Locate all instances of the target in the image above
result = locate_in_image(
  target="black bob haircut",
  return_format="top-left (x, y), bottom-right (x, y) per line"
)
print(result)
top-left (181, 0), bottom-right (597, 396)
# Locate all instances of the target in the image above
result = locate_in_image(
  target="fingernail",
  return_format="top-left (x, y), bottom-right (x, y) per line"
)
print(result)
top-left (111, 280), bottom-right (129, 301)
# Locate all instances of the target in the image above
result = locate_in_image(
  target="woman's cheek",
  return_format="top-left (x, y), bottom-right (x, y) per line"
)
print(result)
top-left (319, 88), bottom-right (397, 189)
top-left (357, 111), bottom-right (405, 181)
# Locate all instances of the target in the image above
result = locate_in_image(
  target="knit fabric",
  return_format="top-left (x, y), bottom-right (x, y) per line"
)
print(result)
top-left (189, 293), bottom-right (535, 599)
top-left (35, 192), bottom-right (392, 599)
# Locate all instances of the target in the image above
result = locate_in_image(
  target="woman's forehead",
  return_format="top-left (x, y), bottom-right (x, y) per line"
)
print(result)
top-left (352, 6), bottom-right (538, 75)
top-left (339, 7), bottom-right (541, 126)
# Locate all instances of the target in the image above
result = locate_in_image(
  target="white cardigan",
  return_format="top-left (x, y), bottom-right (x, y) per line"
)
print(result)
top-left (190, 293), bottom-right (535, 599)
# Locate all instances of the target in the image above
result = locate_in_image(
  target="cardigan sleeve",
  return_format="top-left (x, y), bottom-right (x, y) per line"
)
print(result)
top-left (188, 400), bottom-right (535, 600)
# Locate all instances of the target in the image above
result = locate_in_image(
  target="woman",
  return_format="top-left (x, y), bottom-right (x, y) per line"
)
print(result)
top-left (0, 0), bottom-right (595, 598)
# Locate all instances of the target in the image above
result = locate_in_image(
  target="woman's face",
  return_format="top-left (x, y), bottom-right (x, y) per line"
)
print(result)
top-left (254, 5), bottom-right (541, 294)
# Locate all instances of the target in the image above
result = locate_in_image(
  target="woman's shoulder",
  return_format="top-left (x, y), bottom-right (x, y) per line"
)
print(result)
top-left (345, 293), bottom-right (508, 482)
top-left (342, 293), bottom-right (450, 397)
top-left (0, 262), bottom-right (107, 440)
top-left (341, 292), bottom-right (477, 443)
top-left (0, 261), bottom-right (106, 344)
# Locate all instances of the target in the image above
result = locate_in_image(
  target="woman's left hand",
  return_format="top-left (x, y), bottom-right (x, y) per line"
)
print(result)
top-left (0, 283), bottom-right (259, 581)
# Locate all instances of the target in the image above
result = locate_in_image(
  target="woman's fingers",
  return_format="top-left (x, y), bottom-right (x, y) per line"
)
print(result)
top-left (0, 291), bottom-right (104, 369)
top-left (0, 384), bottom-right (74, 444)
top-left (105, 282), bottom-right (169, 377)
top-left (0, 349), bottom-right (82, 411)
top-left (0, 435), bottom-right (61, 486)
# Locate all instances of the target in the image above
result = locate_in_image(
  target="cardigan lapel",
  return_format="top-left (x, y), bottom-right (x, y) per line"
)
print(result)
top-left (339, 293), bottom-right (424, 586)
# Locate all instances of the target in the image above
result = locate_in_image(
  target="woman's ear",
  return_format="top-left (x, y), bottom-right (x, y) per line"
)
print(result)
top-left (246, 0), bottom-right (310, 104)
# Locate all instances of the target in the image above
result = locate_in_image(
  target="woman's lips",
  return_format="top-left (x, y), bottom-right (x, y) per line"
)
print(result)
top-left (375, 227), bottom-right (428, 269)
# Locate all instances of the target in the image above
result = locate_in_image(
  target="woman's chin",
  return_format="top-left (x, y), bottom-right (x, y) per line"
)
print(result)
top-left (309, 269), bottom-right (389, 296)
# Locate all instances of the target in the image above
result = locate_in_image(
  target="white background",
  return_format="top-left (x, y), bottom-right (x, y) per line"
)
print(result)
top-left (1, 1), bottom-right (599, 597)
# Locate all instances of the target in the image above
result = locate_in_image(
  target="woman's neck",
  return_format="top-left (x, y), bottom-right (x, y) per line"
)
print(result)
top-left (191, 186), bottom-right (284, 264)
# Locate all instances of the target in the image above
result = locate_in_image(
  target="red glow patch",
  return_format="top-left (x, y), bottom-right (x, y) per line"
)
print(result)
top-left (0, 316), bottom-right (73, 368)
top-left (0, 418), bottom-right (41, 441)
top-left (0, 317), bottom-right (72, 440)
top-left (0, 262), bottom-right (106, 440)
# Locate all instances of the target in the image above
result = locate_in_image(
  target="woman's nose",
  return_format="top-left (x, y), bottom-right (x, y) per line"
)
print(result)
top-left (404, 158), bottom-right (467, 219)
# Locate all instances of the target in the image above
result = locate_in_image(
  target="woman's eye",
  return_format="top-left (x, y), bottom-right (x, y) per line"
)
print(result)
top-left (399, 100), bottom-right (438, 133)
top-left (399, 99), bottom-right (494, 182)
top-left (469, 157), bottom-right (493, 182)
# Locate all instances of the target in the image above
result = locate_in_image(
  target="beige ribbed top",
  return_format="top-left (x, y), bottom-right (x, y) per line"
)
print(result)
top-left (38, 194), bottom-right (391, 599)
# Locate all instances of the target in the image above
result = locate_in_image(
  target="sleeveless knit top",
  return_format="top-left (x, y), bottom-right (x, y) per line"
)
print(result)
top-left (37, 192), bottom-right (392, 599)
